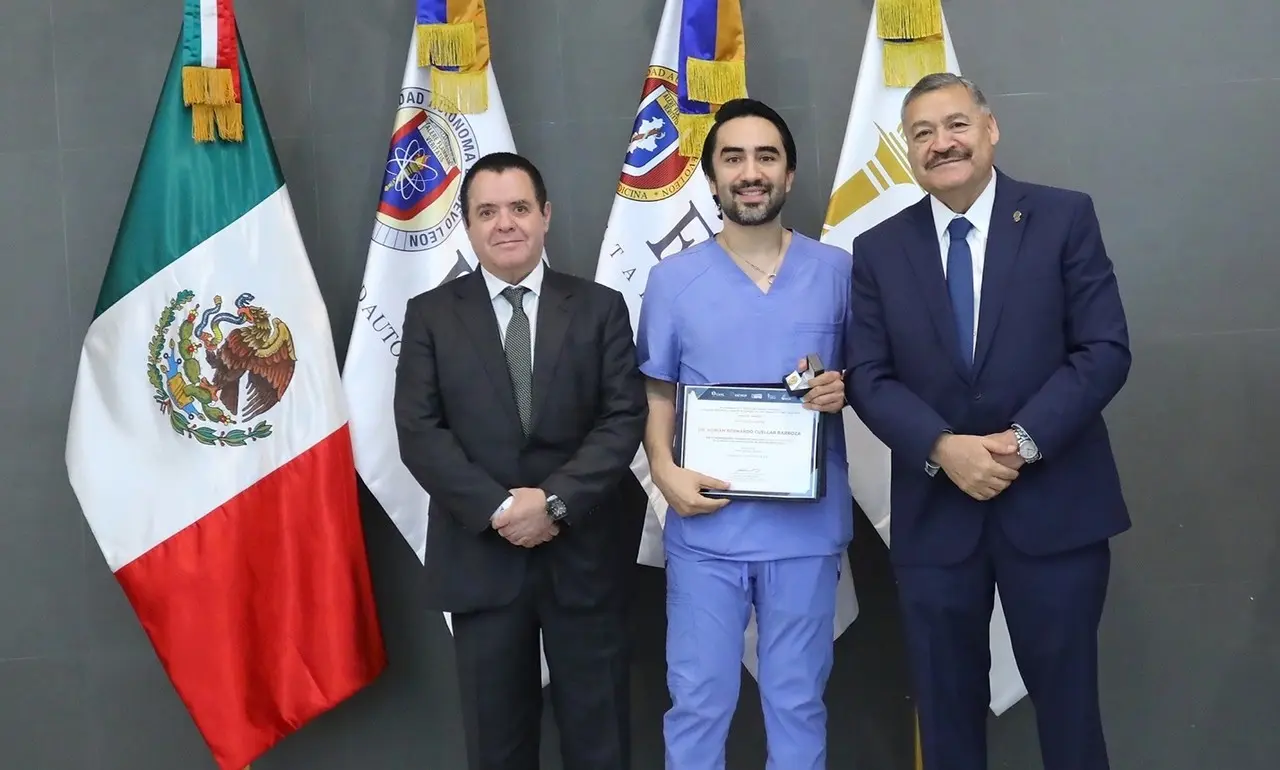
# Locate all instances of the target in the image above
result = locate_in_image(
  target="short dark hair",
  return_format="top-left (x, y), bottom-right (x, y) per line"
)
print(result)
top-left (699, 98), bottom-right (798, 181)
top-left (459, 151), bottom-right (548, 226)
top-left (900, 73), bottom-right (990, 125)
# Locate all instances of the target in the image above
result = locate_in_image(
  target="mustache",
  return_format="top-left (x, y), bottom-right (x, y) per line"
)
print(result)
top-left (926, 148), bottom-right (971, 169)
top-left (731, 180), bottom-right (772, 194)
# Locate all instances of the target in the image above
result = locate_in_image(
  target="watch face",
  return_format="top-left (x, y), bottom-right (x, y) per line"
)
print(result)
top-left (1019, 441), bottom-right (1038, 460)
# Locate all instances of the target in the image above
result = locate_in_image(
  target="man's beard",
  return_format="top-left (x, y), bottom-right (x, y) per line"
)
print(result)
top-left (719, 183), bottom-right (786, 226)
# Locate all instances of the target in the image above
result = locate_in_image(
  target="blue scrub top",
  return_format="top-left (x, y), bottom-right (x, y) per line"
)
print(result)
top-left (636, 231), bottom-right (854, 562)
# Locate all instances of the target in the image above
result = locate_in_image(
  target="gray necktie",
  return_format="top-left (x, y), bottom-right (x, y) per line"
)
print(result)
top-left (500, 286), bottom-right (533, 435)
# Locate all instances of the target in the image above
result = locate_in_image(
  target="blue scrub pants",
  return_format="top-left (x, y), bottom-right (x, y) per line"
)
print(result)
top-left (663, 550), bottom-right (841, 770)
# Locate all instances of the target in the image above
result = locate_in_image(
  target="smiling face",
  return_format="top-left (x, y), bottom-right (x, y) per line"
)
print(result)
top-left (904, 83), bottom-right (999, 207)
top-left (464, 168), bottom-right (550, 283)
top-left (706, 115), bottom-right (795, 227)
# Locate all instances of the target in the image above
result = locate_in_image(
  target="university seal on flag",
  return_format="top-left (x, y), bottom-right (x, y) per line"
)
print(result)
top-left (370, 86), bottom-right (478, 253)
top-left (148, 290), bottom-right (296, 446)
top-left (617, 65), bottom-right (700, 203)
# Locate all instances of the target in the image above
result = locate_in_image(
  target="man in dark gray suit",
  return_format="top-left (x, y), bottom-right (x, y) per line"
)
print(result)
top-left (394, 151), bottom-right (648, 770)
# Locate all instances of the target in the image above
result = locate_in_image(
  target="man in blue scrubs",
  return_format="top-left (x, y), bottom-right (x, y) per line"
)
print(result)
top-left (637, 99), bottom-right (854, 770)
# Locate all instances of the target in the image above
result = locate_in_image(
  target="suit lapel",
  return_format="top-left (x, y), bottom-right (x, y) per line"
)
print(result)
top-left (452, 271), bottom-right (522, 429)
top-left (530, 269), bottom-right (574, 433)
top-left (972, 171), bottom-right (1030, 375)
top-left (901, 197), bottom-right (972, 380)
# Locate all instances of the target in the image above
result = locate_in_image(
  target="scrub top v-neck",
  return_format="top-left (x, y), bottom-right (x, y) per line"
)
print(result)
top-left (636, 230), bottom-right (855, 562)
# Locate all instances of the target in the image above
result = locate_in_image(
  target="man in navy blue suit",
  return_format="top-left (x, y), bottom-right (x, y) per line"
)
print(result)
top-left (845, 73), bottom-right (1131, 770)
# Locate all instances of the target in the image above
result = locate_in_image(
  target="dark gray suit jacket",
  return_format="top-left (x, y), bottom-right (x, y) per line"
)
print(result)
top-left (394, 266), bottom-right (648, 614)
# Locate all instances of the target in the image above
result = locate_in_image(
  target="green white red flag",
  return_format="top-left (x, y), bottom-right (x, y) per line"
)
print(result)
top-left (64, 7), bottom-right (386, 768)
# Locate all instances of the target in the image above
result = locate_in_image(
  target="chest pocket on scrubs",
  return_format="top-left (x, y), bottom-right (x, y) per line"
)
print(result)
top-left (792, 321), bottom-right (841, 369)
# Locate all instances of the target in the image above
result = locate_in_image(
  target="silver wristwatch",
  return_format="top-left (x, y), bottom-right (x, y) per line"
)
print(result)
top-left (546, 494), bottom-right (568, 523)
top-left (1011, 424), bottom-right (1041, 463)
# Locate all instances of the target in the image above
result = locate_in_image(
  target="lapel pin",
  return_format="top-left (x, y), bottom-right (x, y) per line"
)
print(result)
top-left (1013, 211), bottom-right (1022, 223)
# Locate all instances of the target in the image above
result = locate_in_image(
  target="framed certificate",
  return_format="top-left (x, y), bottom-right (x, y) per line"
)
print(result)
top-left (674, 384), bottom-right (826, 501)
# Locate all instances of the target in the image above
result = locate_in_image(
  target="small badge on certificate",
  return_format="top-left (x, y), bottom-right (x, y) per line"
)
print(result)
top-left (783, 353), bottom-right (826, 397)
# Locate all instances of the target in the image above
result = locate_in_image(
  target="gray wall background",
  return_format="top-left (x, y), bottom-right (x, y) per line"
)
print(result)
top-left (3, 0), bottom-right (1278, 767)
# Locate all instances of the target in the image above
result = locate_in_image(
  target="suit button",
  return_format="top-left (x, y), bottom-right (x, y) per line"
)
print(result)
top-left (973, 393), bottom-right (982, 401)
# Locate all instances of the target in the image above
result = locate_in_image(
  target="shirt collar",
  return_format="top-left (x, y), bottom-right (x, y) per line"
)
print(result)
top-left (480, 259), bottom-right (545, 301)
top-left (930, 169), bottom-right (997, 242)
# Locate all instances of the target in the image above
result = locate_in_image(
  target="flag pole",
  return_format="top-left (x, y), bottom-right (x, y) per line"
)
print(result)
top-left (916, 711), bottom-right (926, 762)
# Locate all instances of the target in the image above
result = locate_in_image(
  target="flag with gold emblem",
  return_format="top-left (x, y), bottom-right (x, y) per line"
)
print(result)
top-left (820, 0), bottom-right (1027, 719)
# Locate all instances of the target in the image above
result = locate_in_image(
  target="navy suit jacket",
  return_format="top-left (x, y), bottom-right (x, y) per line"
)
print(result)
top-left (845, 170), bottom-right (1132, 567)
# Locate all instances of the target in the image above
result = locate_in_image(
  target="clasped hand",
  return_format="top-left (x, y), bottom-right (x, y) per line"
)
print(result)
top-left (492, 487), bottom-right (559, 547)
top-left (934, 429), bottom-right (1025, 501)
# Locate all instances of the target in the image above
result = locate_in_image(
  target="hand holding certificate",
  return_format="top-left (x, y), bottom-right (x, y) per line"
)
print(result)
top-left (675, 384), bottom-right (825, 501)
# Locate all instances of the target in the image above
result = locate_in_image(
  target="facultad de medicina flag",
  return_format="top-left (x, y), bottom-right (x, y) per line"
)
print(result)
top-left (591, 0), bottom-right (859, 680)
top-left (819, 0), bottom-right (1027, 717)
top-left (64, 6), bottom-right (386, 768)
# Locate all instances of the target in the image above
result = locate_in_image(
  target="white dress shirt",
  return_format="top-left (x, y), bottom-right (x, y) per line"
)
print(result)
top-left (930, 169), bottom-right (996, 358)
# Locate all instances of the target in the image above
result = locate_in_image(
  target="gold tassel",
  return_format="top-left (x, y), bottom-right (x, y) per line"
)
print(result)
top-left (191, 104), bottom-right (215, 143)
top-left (429, 67), bottom-right (489, 114)
top-left (883, 36), bottom-right (946, 87)
top-left (416, 22), bottom-right (477, 68)
top-left (876, 0), bottom-right (942, 41)
top-left (181, 66), bottom-right (235, 106)
top-left (214, 103), bottom-right (244, 142)
top-left (685, 56), bottom-right (747, 106)
top-left (677, 111), bottom-right (716, 159)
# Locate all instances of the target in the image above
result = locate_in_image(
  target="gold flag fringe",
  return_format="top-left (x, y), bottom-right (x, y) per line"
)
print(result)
top-left (883, 36), bottom-right (946, 88)
top-left (416, 22), bottom-right (477, 68)
top-left (429, 68), bottom-right (489, 114)
top-left (189, 103), bottom-right (244, 143)
top-left (183, 65), bottom-right (241, 142)
top-left (181, 66), bottom-right (235, 106)
top-left (876, 0), bottom-right (942, 40)
top-left (677, 112), bottom-right (715, 159)
top-left (191, 104), bottom-right (215, 143)
top-left (214, 103), bottom-right (244, 142)
top-left (685, 56), bottom-right (746, 106)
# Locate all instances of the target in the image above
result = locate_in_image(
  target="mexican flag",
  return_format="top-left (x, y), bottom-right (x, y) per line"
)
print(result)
top-left (64, 6), bottom-right (386, 769)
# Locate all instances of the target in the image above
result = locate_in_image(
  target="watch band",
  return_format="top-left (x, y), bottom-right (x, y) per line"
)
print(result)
top-left (1011, 424), bottom-right (1041, 462)
top-left (546, 494), bottom-right (568, 522)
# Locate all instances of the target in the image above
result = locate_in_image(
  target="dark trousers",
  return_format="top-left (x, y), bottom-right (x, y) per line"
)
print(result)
top-left (895, 514), bottom-right (1112, 770)
top-left (451, 555), bottom-right (632, 770)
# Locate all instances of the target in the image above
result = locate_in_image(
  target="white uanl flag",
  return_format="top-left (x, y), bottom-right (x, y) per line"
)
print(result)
top-left (592, 0), bottom-right (859, 680)
top-left (340, 10), bottom-right (549, 686)
top-left (820, 1), bottom-right (1027, 715)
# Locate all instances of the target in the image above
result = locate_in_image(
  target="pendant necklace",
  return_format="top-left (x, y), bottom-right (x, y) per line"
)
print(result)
top-left (718, 235), bottom-right (781, 284)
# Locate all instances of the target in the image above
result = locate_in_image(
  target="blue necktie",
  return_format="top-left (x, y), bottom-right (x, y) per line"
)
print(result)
top-left (946, 217), bottom-right (975, 367)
